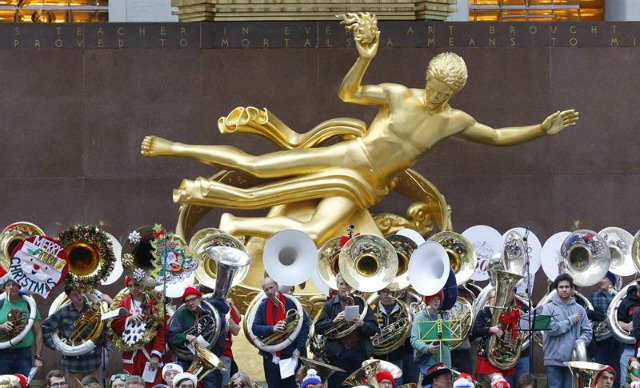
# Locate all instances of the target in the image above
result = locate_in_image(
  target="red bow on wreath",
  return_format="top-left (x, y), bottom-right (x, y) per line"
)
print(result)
top-left (499, 307), bottom-right (522, 340)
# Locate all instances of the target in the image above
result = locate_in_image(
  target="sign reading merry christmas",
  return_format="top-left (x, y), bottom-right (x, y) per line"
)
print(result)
top-left (9, 236), bottom-right (68, 298)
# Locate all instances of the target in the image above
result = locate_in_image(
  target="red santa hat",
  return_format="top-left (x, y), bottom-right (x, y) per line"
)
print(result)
top-left (375, 371), bottom-right (395, 387)
top-left (423, 291), bottom-right (444, 304)
top-left (13, 374), bottom-right (27, 388)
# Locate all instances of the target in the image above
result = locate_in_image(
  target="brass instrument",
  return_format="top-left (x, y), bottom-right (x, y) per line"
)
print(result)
top-left (49, 290), bottom-right (107, 356)
top-left (191, 228), bottom-right (249, 291)
top-left (565, 361), bottom-right (607, 388)
top-left (121, 226), bottom-right (158, 286)
top-left (189, 342), bottom-right (227, 381)
top-left (323, 293), bottom-right (368, 339)
top-left (535, 289), bottom-right (595, 347)
top-left (0, 222), bottom-right (45, 272)
top-left (428, 231), bottom-right (477, 286)
top-left (385, 235), bottom-right (417, 291)
top-left (559, 229), bottom-right (611, 287)
top-left (571, 339), bottom-right (588, 362)
top-left (263, 229), bottom-right (318, 286)
top-left (600, 227), bottom-right (635, 276)
top-left (317, 236), bottom-right (342, 291)
top-left (407, 241), bottom-right (450, 296)
top-left (486, 270), bottom-right (524, 370)
top-left (343, 359), bottom-right (402, 387)
top-left (607, 281), bottom-right (637, 344)
top-left (244, 291), bottom-right (305, 353)
top-left (0, 293), bottom-right (37, 349)
top-left (107, 287), bottom-right (164, 352)
top-left (0, 375), bottom-right (20, 388)
top-left (174, 244), bottom-right (251, 359)
top-left (367, 295), bottom-right (412, 355)
top-left (339, 234), bottom-right (398, 293)
top-left (298, 356), bottom-right (345, 386)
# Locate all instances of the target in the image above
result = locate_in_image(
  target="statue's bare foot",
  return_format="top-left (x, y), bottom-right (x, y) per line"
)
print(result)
top-left (141, 136), bottom-right (174, 157)
top-left (219, 212), bottom-right (238, 234)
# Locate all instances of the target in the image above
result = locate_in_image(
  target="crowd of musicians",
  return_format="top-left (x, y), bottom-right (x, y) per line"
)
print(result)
top-left (1, 268), bottom-right (640, 388)
top-left (1, 225), bottom-right (639, 388)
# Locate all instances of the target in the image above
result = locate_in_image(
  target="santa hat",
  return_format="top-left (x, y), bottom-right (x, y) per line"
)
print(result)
top-left (173, 372), bottom-right (197, 387)
top-left (301, 369), bottom-right (322, 388)
top-left (375, 371), bottom-right (395, 387)
top-left (162, 361), bottom-right (184, 377)
top-left (13, 374), bottom-right (27, 388)
top-left (182, 287), bottom-right (203, 302)
top-left (490, 375), bottom-right (510, 388)
top-left (423, 291), bottom-right (444, 304)
top-left (453, 373), bottom-right (475, 388)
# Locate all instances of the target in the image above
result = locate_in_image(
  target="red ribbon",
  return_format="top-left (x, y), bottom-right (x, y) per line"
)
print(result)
top-left (499, 307), bottom-right (521, 340)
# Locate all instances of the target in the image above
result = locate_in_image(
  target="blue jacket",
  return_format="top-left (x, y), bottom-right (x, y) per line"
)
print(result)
top-left (540, 293), bottom-right (592, 367)
top-left (251, 295), bottom-right (310, 359)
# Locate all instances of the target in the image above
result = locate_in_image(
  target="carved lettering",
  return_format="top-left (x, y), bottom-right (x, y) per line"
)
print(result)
top-left (489, 37), bottom-right (496, 47)
top-left (77, 27), bottom-right (83, 36)
top-left (160, 38), bottom-right (166, 47)
top-left (448, 37), bottom-right (454, 47)
top-left (529, 26), bottom-right (537, 35)
top-left (549, 26), bottom-right (557, 34)
top-left (427, 37), bottom-right (434, 46)
top-left (549, 37), bottom-right (555, 47)
top-left (428, 26), bottom-right (434, 34)
top-left (284, 38), bottom-right (290, 47)
top-left (406, 26), bottom-right (414, 35)
top-left (386, 38), bottom-right (393, 47)
top-left (98, 39), bottom-right (104, 48)
top-left (611, 25), bottom-right (617, 35)
top-left (242, 38), bottom-right (250, 47)
top-left (569, 26), bottom-right (577, 34)
top-left (284, 26), bottom-right (290, 35)
top-left (489, 26), bottom-right (495, 35)
top-left (243, 27), bottom-right (249, 36)
top-left (448, 25), bottom-right (454, 35)
top-left (139, 27), bottom-right (145, 36)
top-left (160, 26), bottom-right (166, 36)
top-left (510, 37), bottom-right (515, 46)
top-left (304, 38), bottom-right (312, 47)
top-left (14, 27), bottom-right (19, 36)
top-left (263, 39), bottom-right (269, 47)
top-left (117, 27), bottom-right (125, 36)
top-left (305, 26), bottom-right (311, 34)
top-left (118, 38), bottom-right (125, 48)
top-left (468, 38), bottom-right (476, 47)
top-left (76, 39), bottom-right (84, 48)
top-left (610, 38), bottom-right (619, 46)
top-left (181, 27), bottom-right (187, 36)
top-left (13, 40), bottom-right (18, 48)
top-left (56, 26), bottom-right (62, 36)
top-left (97, 27), bottom-right (104, 36)
top-left (221, 38), bottom-right (229, 47)
top-left (180, 39), bottom-right (188, 47)
top-left (591, 25), bottom-right (598, 34)
top-left (326, 39), bottom-right (332, 47)
top-left (325, 26), bottom-right (331, 35)
top-left (569, 37), bottom-right (577, 46)
top-left (34, 39), bottom-right (40, 48)
top-left (55, 39), bottom-right (63, 48)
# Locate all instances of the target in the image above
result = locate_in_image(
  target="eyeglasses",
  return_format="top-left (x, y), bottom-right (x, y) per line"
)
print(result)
top-left (50, 383), bottom-right (68, 388)
top-left (379, 381), bottom-right (393, 387)
top-left (185, 297), bottom-right (200, 304)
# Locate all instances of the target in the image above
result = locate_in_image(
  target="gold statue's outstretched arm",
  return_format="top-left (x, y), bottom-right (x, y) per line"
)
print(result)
top-left (457, 109), bottom-right (579, 146)
top-left (337, 13), bottom-right (386, 106)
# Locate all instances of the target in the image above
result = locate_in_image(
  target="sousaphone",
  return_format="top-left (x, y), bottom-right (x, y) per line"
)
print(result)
top-left (385, 235), bottom-right (417, 291)
top-left (317, 236), bottom-right (344, 291)
top-left (263, 229), bottom-right (317, 286)
top-left (599, 227), bottom-right (635, 276)
top-left (58, 225), bottom-right (117, 287)
top-left (559, 229), bottom-right (611, 287)
top-left (339, 234), bottom-right (398, 293)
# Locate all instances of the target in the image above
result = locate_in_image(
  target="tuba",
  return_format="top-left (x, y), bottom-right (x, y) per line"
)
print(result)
top-left (173, 244), bottom-right (251, 360)
top-left (367, 294), bottom-right (413, 355)
top-left (244, 291), bottom-right (304, 353)
top-left (0, 291), bottom-right (37, 349)
top-left (0, 222), bottom-right (45, 273)
top-left (323, 293), bottom-right (368, 340)
top-left (565, 361), bottom-right (607, 388)
top-left (385, 235), bottom-right (417, 291)
top-left (191, 228), bottom-right (249, 292)
top-left (263, 229), bottom-right (318, 286)
top-left (317, 236), bottom-right (343, 291)
top-left (343, 359), bottom-right (402, 387)
top-left (559, 229), bottom-right (611, 287)
top-left (298, 356), bottom-right (345, 386)
top-left (49, 289), bottom-right (107, 356)
top-left (339, 234), bottom-right (398, 293)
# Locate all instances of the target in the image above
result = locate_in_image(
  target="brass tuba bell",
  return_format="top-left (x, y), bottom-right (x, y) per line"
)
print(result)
top-left (339, 234), bottom-right (398, 293)
top-left (559, 229), bottom-right (611, 287)
top-left (428, 231), bottom-right (477, 286)
top-left (189, 343), bottom-right (227, 380)
top-left (0, 222), bottom-right (45, 272)
top-left (565, 361), bottom-right (608, 388)
top-left (298, 356), bottom-right (345, 386)
top-left (191, 228), bottom-right (249, 292)
top-left (317, 236), bottom-right (343, 291)
top-left (384, 235), bottom-right (417, 291)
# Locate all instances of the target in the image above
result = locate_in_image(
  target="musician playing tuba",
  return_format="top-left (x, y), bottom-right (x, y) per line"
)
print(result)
top-left (167, 286), bottom-right (229, 388)
top-left (110, 274), bottom-right (168, 387)
top-left (370, 287), bottom-right (416, 386)
top-left (314, 272), bottom-right (379, 388)
top-left (588, 271), bottom-right (622, 386)
top-left (42, 281), bottom-right (107, 388)
top-left (251, 277), bottom-right (310, 388)
top-left (614, 273), bottom-right (640, 385)
top-left (0, 276), bottom-right (43, 376)
top-left (410, 291), bottom-right (452, 377)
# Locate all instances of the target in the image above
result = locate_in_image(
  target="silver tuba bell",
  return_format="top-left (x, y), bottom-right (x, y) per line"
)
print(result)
top-left (559, 229), bottom-right (611, 287)
top-left (339, 234), bottom-right (398, 293)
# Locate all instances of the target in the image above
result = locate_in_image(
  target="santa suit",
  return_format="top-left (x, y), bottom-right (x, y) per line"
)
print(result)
top-left (110, 295), bottom-right (167, 387)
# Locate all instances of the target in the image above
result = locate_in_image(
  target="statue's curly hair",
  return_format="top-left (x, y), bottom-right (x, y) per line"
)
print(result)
top-left (426, 52), bottom-right (468, 93)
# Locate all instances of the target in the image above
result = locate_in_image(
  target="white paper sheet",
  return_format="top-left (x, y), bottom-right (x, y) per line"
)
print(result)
top-left (279, 357), bottom-right (297, 379)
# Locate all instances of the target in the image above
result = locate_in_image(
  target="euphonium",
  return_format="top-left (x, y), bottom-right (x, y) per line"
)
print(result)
top-left (368, 295), bottom-right (412, 355)
top-left (323, 293), bottom-right (368, 339)
top-left (257, 296), bottom-right (301, 347)
top-left (189, 343), bottom-right (227, 381)
top-left (486, 270), bottom-right (524, 370)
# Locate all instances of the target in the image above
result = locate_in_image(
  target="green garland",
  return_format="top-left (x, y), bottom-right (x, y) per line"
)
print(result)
top-left (58, 224), bottom-right (117, 288)
top-left (107, 288), bottom-right (164, 352)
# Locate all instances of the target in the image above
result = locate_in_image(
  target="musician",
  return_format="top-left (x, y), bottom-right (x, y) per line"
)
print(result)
top-left (126, 376), bottom-right (147, 388)
top-left (423, 363), bottom-right (452, 388)
top-left (315, 273), bottom-right (379, 388)
top-left (410, 291), bottom-right (452, 378)
top-left (395, 289), bottom-right (421, 384)
top-left (168, 286), bottom-right (229, 388)
top-left (42, 281), bottom-right (106, 387)
top-left (589, 271), bottom-right (622, 388)
top-left (371, 287), bottom-right (413, 386)
top-left (222, 298), bottom-right (241, 388)
top-left (300, 369), bottom-right (323, 388)
top-left (617, 273), bottom-right (640, 385)
top-left (470, 290), bottom-right (515, 381)
top-left (592, 366), bottom-right (616, 388)
top-left (539, 273), bottom-right (592, 388)
top-left (110, 373), bottom-right (130, 388)
top-left (251, 277), bottom-right (310, 388)
top-left (375, 370), bottom-right (395, 388)
top-left (0, 276), bottom-right (43, 376)
top-left (230, 372), bottom-right (255, 388)
top-left (173, 373), bottom-right (198, 388)
top-left (162, 362), bottom-right (184, 388)
top-left (110, 275), bottom-right (167, 387)
top-left (45, 370), bottom-right (67, 388)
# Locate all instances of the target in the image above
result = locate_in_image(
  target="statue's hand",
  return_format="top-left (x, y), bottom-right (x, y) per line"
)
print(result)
top-left (541, 109), bottom-right (579, 135)
top-left (337, 12), bottom-right (380, 60)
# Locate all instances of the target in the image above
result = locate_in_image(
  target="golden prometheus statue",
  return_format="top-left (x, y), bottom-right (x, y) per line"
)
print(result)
top-left (141, 13), bottom-right (578, 297)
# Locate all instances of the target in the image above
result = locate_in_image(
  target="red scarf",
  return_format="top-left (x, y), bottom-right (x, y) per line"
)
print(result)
top-left (266, 292), bottom-right (286, 356)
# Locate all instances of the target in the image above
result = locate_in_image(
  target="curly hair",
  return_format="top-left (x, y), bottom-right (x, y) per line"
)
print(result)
top-left (426, 52), bottom-right (468, 93)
